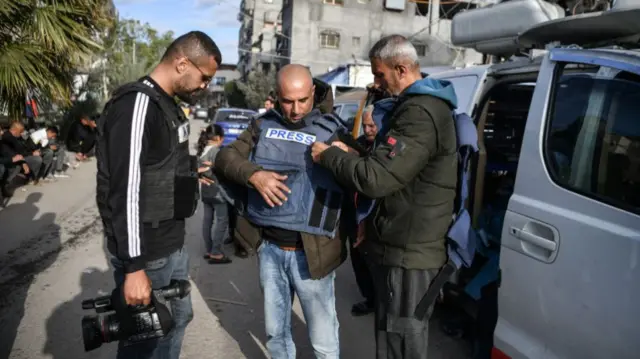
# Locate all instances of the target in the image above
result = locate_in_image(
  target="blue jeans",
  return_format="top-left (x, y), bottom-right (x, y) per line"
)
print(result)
top-left (202, 200), bottom-right (229, 256)
top-left (258, 241), bottom-right (340, 359)
top-left (110, 247), bottom-right (193, 359)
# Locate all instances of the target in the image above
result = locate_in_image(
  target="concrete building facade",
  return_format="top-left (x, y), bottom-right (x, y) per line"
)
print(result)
top-left (207, 63), bottom-right (241, 107)
top-left (279, 0), bottom-right (484, 75)
top-left (237, 0), bottom-right (486, 77)
top-left (237, 0), bottom-right (285, 78)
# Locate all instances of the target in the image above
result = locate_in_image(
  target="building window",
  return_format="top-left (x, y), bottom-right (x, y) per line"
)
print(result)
top-left (213, 77), bottom-right (226, 86)
top-left (413, 43), bottom-right (427, 56)
top-left (323, 0), bottom-right (344, 5)
top-left (320, 31), bottom-right (340, 49)
top-left (544, 65), bottom-right (640, 215)
top-left (352, 36), bottom-right (361, 47)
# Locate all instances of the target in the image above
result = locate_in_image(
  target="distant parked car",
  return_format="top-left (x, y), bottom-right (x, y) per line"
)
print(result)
top-left (211, 108), bottom-right (257, 146)
top-left (194, 107), bottom-right (208, 120)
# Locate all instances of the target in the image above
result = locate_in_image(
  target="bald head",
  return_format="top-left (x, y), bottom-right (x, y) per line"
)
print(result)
top-left (276, 64), bottom-right (315, 122)
top-left (276, 64), bottom-right (313, 93)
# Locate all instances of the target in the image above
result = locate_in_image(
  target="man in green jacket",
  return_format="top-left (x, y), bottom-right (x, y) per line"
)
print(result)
top-left (311, 35), bottom-right (459, 359)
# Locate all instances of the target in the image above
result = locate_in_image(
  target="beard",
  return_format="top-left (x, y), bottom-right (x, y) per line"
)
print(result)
top-left (175, 78), bottom-right (203, 105)
top-left (176, 88), bottom-right (203, 105)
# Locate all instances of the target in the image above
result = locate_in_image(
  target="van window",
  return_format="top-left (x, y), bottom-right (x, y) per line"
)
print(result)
top-left (440, 75), bottom-right (478, 114)
top-left (544, 66), bottom-right (640, 215)
top-left (339, 104), bottom-right (359, 120)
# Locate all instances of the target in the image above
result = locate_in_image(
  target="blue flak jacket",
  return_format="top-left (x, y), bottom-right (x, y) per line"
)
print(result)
top-left (245, 109), bottom-right (347, 238)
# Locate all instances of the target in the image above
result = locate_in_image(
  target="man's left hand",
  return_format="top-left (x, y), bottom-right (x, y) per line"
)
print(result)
top-left (311, 142), bottom-right (330, 163)
top-left (199, 177), bottom-right (215, 186)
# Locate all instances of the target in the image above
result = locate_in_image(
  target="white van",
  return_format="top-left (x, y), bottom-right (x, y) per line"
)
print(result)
top-left (352, 1), bottom-right (640, 357)
top-left (432, 1), bottom-right (640, 358)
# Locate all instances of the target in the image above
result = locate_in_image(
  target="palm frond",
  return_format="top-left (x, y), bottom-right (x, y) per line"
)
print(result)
top-left (0, 0), bottom-right (113, 119)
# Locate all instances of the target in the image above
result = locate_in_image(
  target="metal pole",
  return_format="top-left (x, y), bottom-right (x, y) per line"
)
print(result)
top-left (429, 0), bottom-right (440, 35)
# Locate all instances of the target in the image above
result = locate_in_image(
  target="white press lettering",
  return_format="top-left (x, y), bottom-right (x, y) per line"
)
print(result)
top-left (265, 128), bottom-right (317, 146)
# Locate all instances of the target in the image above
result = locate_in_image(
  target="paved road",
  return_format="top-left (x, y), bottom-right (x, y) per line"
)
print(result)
top-left (0, 119), bottom-right (470, 359)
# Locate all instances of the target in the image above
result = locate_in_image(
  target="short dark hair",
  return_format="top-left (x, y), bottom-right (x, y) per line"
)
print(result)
top-left (46, 126), bottom-right (59, 135)
top-left (162, 31), bottom-right (222, 66)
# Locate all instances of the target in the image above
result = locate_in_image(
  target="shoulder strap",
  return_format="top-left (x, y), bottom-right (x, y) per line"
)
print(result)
top-left (313, 113), bottom-right (346, 133)
top-left (255, 110), bottom-right (278, 133)
top-left (99, 81), bottom-right (181, 146)
top-left (111, 82), bottom-right (163, 105)
top-left (312, 112), bottom-right (344, 134)
top-left (100, 82), bottom-right (162, 126)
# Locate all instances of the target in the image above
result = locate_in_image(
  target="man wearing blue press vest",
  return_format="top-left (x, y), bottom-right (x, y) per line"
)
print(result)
top-left (215, 64), bottom-right (346, 359)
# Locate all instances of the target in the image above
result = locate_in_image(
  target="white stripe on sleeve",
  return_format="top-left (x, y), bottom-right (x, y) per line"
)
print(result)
top-left (127, 92), bottom-right (149, 258)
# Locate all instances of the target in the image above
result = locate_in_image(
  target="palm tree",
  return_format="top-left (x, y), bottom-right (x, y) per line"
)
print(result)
top-left (0, 0), bottom-right (115, 120)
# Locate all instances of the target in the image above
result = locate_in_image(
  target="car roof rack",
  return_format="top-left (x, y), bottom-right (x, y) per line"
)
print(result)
top-left (451, 0), bottom-right (640, 58)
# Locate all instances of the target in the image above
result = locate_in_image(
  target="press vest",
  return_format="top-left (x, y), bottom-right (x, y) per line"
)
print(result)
top-left (245, 109), bottom-right (345, 238)
top-left (96, 82), bottom-right (199, 235)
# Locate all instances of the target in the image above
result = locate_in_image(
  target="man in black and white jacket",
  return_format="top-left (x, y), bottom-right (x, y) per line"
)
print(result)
top-left (95, 31), bottom-right (221, 359)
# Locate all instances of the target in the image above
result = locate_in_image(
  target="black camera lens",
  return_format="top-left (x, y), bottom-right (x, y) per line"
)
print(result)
top-left (82, 316), bottom-right (104, 352)
top-left (82, 314), bottom-right (120, 352)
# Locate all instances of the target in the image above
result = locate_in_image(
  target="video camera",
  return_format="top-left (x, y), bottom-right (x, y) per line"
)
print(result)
top-left (81, 279), bottom-right (191, 352)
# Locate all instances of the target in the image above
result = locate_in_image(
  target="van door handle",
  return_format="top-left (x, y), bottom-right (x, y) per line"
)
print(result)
top-left (510, 227), bottom-right (557, 252)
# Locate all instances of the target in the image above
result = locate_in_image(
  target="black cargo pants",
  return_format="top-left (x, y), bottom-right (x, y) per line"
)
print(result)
top-left (367, 258), bottom-right (438, 359)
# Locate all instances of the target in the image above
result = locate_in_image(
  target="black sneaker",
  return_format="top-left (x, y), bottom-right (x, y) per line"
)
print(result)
top-left (351, 301), bottom-right (375, 316)
top-left (235, 247), bottom-right (249, 258)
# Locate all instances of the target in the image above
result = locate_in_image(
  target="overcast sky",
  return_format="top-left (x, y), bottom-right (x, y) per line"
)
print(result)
top-left (114, 0), bottom-right (241, 64)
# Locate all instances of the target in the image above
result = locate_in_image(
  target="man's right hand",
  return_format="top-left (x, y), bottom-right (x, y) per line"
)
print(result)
top-left (22, 163), bottom-right (30, 174)
top-left (12, 154), bottom-right (24, 163)
top-left (248, 170), bottom-right (291, 208)
top-left (123, 270), bottom-right (152, 306)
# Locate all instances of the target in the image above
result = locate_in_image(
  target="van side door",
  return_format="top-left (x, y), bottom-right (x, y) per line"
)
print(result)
top-left (495, 48), bottom-right (640, 359)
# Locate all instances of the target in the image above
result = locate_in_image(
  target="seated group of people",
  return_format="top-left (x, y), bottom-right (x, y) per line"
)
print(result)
top-left (0, 115), bottom-right (97, 205)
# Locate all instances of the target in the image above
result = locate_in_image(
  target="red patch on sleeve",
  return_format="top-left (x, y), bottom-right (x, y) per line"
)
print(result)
top-left (387, 136), bottom-right (397, 145)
